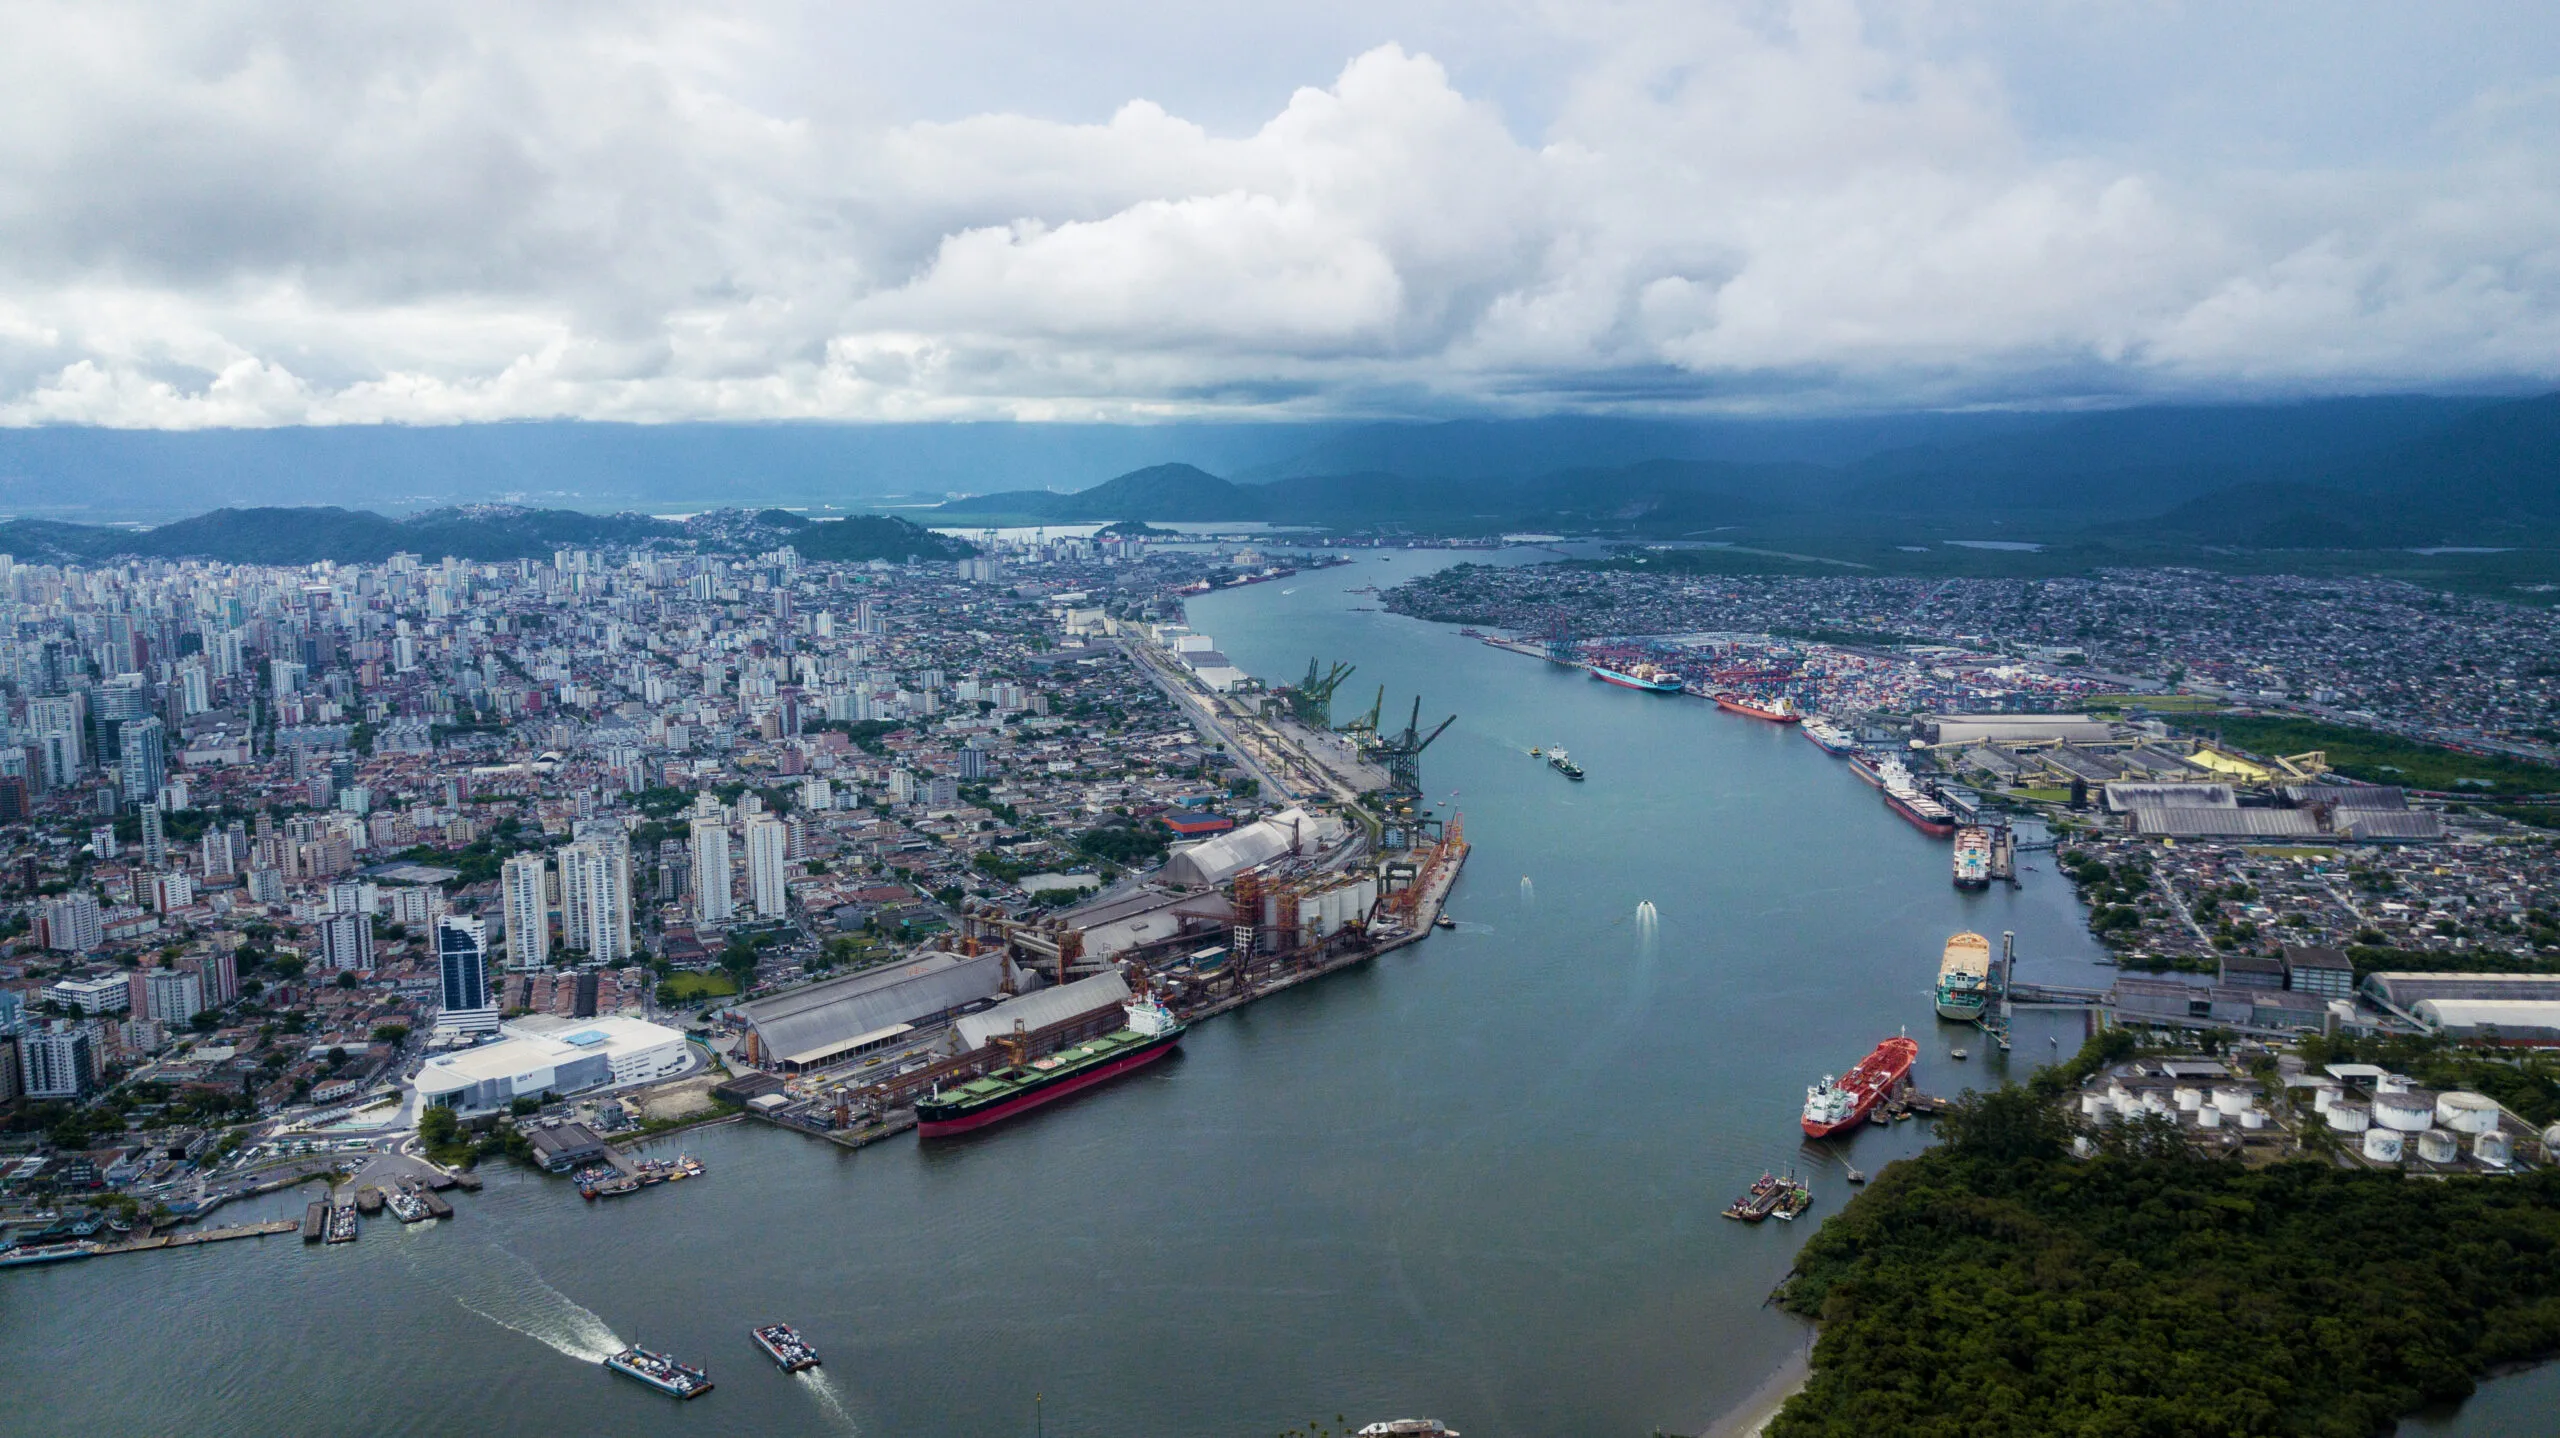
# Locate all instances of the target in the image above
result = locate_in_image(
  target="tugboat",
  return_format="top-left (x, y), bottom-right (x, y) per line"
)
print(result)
top-left (604, 1346), bottom-right (715, 1399)
top-left (1547, 748), bottom-right (1585, 781)
top-left (1721, 1171), bottom-right (1785, 1222)
top-left (751, 1324), bottom-right (821, 1373)
top-left (1769, 1175), bottom-right (1814, 1221)
top-left (1433, 914), bottom-right (1457, 931)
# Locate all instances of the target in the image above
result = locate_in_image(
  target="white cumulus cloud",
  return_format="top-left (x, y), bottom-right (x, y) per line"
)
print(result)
top-left (0, 0), bottom-right (2554, 426)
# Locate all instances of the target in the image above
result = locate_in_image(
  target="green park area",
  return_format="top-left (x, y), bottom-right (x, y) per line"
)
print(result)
top-left (2172, 714), bottom-right (2560, 795)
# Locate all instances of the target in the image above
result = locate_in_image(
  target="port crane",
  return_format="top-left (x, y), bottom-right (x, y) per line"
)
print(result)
top-left (1368, 695), bottom-right (1455, 800)
top-left (1283, 658), bottom-right (1356, 728)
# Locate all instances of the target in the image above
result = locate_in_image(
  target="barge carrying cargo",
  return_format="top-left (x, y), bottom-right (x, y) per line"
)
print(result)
top-left (605, 1347), bottom-right (714, 1399)
top-left (1934, 932), bottom-right (1994, 1022)
top-left (1802, 1036), bottom-right (1920, 1138)
top-left (752, 1324), bottom-right (820, 1372)
top-left (916, 996), bottom-right (1186, 1137)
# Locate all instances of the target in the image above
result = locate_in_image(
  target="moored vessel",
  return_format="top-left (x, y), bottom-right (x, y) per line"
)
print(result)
top-left (1359, 1423), bottom-right (1460, 1437)
top-left (917, 995), bottom-right (1186, 1137)
top-left (1714, 693), bottom-right (1799, 723)
top-left (1934, 932), bottom-right (1994, 1022)
top-left (1800, 719), bottom-right (1855, 754)
top-left (752, 1323), bottom-right (820, 1372)
top-left (1589, 662), bottom-right (1683, 693)
top-left (605, 1346), bottom-right (715, 1399)
top-left (1951, 826), bottom-right (1992, 888)
top-left (1802, 1036), bottom-right (1921, 1138)
top-left (1847, 752), bottom-right (1887, 788)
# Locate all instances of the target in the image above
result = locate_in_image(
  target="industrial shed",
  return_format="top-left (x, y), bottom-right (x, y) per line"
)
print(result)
top-left (1922, 714), bottom-right (2121, 746)
top-left (2127, 806), bottom-right (2323, 839)
top-left (737, 951), bottom-right (1009, 1071)
top-left (953, 971), bottom-right (1132, 1051)
top-left (2105, 782), bottom-right (2237, 813)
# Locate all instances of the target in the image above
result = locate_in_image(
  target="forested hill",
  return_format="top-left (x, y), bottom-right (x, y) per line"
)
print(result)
top-left (0, 505), bottom-right (968, 566)
top-left (1769, 1071), bottom-right (2560, 1437)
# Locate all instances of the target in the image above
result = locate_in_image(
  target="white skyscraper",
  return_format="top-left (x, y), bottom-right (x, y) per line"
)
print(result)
top-left (560, 837), bottom-right (633, 962)
top-left (744, 815), bottom-right (789, 920)
top-left (500, 854), bottom-right (549, 970)
top-left (690, 816), bottom-right (733, 925)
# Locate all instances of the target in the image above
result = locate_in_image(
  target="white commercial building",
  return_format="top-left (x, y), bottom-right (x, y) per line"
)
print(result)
top-left (413, 1015), bottom-right (690, 1113)
top-left (500, 854), bottom-right (549, 970)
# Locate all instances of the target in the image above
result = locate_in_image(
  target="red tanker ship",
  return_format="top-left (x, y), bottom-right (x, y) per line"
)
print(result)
top-left (1801, 1036), bottom-right (1920, 1138)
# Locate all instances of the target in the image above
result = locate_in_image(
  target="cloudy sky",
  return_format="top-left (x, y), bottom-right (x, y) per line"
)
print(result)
top-left (3, 0), bottom-right (2557, 427)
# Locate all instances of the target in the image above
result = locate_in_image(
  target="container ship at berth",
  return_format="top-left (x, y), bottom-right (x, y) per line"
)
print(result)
top-left (605, 1347), bottom-right (715, 1399)
top-left (1803, 1036), bottom-right (1920, 1138)
top-left (1951, 826), bottom-right (1992, 888)
top-left (1801, 719), bottom-right (1855, 754)
top-left (1714, 693), bottom-right (1799, 723)
top-left (752, 1324), bottom-right (820, 1373)
top-left (1933, 932), bottom-right (1994, 1022)
top-left (917, 995), bottom-right (1186, 1137)
top-left (1589, 662), bottom-right (1684, 693)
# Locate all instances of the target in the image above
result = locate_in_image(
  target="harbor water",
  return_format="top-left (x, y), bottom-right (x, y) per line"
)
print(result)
top-left (1, 549), bottom-right (2539, 1436)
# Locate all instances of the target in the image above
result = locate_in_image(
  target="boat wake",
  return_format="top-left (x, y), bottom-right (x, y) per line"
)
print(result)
top-left (435, 1245), bottom-right (626, 1363)
top-left (797, 1368), bottom-right (863, 1434)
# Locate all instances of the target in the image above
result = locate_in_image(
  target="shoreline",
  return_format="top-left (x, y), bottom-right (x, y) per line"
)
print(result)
top-left (1698, 1327), bottom-right (1813, 1438)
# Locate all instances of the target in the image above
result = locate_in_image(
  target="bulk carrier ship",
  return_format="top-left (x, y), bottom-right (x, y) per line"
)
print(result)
top-left (1878, 760), bottom-right (1956, 837)
top-left (1951, 826), bottom-right (1992, 887)
top-left (1802, 1036), bottom-right (1919, 1138)
top-left (1933, 932), bottom-right (1994, 1022)
top-left (916, 995), bottom-right (1186, 1137)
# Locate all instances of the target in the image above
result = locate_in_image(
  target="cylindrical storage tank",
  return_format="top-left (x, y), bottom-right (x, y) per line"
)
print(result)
top-left (2071, 1135), bottom-right (2096, 1159)
top-left (2374, 1092), bottom-right (2433, 1133)
top-left (2312, 1086), bottom-right (2340, 1114)
top-left (2543, 1122), bottom-right (2560, 1162)
top-left (2106, 1083), bottom-right (2132, 1109)
top-left (2437, 1092), bottom-right (2499, 1135)
top-left (2328, 1102), bottom-right (2372, 1133)
top-left (2174, 1088), bottom-right (2203, 1112)
top-left (2416, 1129), bottom-right (2459, 1164)
top-left (2197, 1105), bottom-right (2222, 1129)
top-left (2363, 1129), bottom-right (2404, 1164)
top-left (2212, 1086), bottom-right (2252, 1117)
top-left (2080, 1094), bottom-right (2104, 1117)
top-left (2476, 1131), bottom-right (2514, 1168)
top-left (2240, 1109), bottom-right (2267, 1130)
top-left (2377, 1073), bottom-right (2413, 1095)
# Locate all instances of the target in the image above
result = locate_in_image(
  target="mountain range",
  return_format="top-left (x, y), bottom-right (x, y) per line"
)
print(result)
top-left (931, 393), bottom-right (2560, 546)
top-left (0, 506), bottom-right (969, 566)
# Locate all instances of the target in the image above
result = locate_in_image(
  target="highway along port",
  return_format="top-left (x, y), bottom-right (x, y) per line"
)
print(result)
top-left (0, 546), bottom-right (2386, 1438)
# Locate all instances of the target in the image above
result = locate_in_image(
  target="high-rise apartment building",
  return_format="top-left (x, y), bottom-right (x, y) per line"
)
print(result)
top-left (500, 854), bottom-right (549, 970)
top-left (690, 816), bottom-right (733, 925)
top-left (318, 910), bottom-right (373, 971)
top-left (560, 836), bottom-right (632, 962)
top-left (745, 815), bottom-right (789, 919)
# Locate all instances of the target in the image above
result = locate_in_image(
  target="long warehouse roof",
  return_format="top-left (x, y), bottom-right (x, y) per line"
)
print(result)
top-left (736, 951), bottom-right (1006, 1062)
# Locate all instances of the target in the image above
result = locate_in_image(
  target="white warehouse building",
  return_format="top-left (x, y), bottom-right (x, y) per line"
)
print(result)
top-left (414, 1014), bottom-right (690, 1112)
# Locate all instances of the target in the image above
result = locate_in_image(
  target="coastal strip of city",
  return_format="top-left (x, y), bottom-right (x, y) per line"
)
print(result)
top-left (3, 511), bottom-right (2557, 1433)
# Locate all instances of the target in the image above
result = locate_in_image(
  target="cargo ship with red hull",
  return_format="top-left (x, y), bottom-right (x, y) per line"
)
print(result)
top-left (1714, 693), bottom-right (1799, 723)
top-left (916, 996), bottom-right (1185, 1137)
top-left (1802, 1036), bottom-right (1920, 1137)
